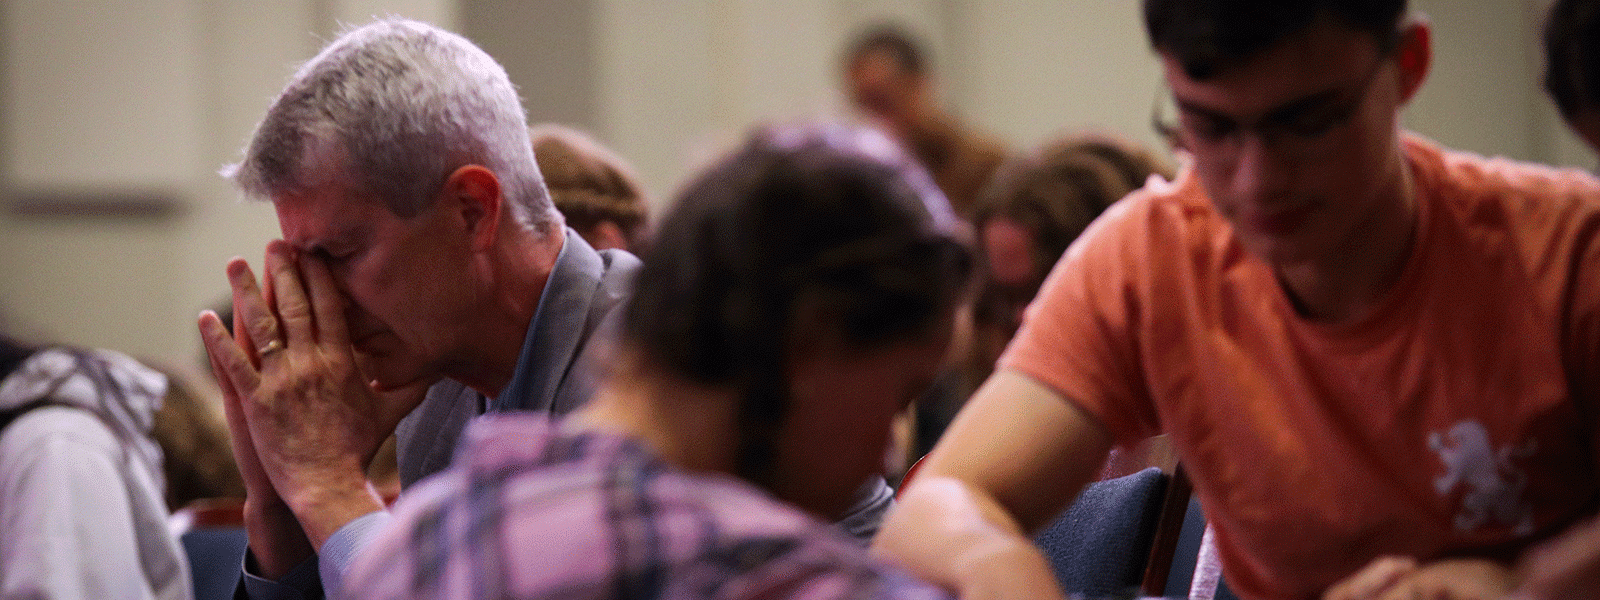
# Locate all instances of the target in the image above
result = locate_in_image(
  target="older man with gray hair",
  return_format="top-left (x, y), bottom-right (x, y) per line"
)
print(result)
top-left (197, 17), bottom-right (639, 599)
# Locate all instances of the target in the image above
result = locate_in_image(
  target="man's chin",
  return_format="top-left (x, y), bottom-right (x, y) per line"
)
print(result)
top-left (368, 373), bottom-right (445, 395)
top-left (355, 355), bottom-right (438, 395)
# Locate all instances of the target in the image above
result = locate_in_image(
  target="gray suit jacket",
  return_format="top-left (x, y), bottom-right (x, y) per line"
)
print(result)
top-left (395, 229), bottom-right (639, 486)
top-left (240, 231), bottom-right (639, 600)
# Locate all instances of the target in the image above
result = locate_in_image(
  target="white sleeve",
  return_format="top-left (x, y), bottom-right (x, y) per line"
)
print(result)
top-left (318, 510), bottom-right (390, 600)
top-left (0, 409), bottom-right (170, 600)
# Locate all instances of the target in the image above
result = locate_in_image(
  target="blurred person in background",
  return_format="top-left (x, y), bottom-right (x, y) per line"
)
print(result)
top-left (964, 133), bottom-right (1172, 396)
top-left (945, 133), bottom-right (1174, 477)
top-left (0, 334), bottom-right (192, 600)
top-left (842, 24), bottom-right (1006, 219)
top-left (532, 123), bottom-right (651, 253)
top-left (903, 133), bottom-right (1172, 466)
top-left (152, 365), bottom-right (247, 510)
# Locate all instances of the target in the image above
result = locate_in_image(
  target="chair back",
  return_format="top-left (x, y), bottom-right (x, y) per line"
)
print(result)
top-left (1033, 467), bottom-right (1169, 598)
top-left (170, 498), bottom-right (248, 600)
top-left (1162, 496), bottom-right (1209, 598)
top-left (1159, 497), bottom-right (1240, 600)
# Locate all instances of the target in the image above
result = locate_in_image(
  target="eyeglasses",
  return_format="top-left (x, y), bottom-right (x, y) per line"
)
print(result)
top-left (1151, 54), bottom-right (1390, 160)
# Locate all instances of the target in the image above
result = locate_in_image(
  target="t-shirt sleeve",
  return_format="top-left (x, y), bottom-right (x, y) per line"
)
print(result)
top-left (997, 197), bottom-right (1162, 446)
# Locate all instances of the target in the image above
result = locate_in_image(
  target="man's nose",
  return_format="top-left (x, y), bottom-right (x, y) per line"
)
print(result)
top-left (1231, 133), bottom-right (1293, 205)
top-left (329, 280), bottom-right (369, 325)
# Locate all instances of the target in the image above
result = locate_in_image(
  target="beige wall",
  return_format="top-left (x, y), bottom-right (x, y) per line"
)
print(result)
top-left (0, 0), bottom-right (452, 367)
top-left (0, 0), bottom-right (1587, 369)
top-left (587, 0), bottom-right (1592, 200)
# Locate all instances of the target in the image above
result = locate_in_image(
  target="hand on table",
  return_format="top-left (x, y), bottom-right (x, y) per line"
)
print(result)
top-left (1322, 555), bottom-right (1515, 600)
top-left (1509, 515), bottom-right (1600, 600)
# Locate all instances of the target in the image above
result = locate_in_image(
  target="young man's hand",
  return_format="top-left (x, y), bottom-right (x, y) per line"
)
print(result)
top-left (1322, 555), bottom-right (1514, 600)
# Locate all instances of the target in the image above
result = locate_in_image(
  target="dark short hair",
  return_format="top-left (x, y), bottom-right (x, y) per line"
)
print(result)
top-left (1544, 0), bottom-right (1600, 119)
top-left (624, 124), bottom-right (970, 482)
top-left (1144, 0), bottom-right (1406, 79)
top-left (844, 23), bottom-right (927, 76)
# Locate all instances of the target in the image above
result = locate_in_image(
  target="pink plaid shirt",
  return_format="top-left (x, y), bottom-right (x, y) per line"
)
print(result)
top-left (344, 414), bottom-right (950, 600)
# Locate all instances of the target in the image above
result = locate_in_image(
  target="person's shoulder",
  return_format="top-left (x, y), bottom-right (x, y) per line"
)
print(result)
top-left (676, 540), bottom-right (949, 600)
top-left (1062, 165), bottom-right (1216, 262)
top-left (685, 531), bottom-right (950, 600)
top-left (347, 416), bottom-right (631, 600)
top-left (1409, 134), bottom-right (1600, 209)
top-left (0, 407), bottom-right (118, 484)
top-left (379, 414), bottom-right (621, 542)
top-left (1100, 162), bottom-right (1217, 225)
top-left (452, 412), bottom-right (573, 472)
top-left (675, 471), bottom-right (822, 535)
top-left (2, 405), bottom-right (114, 447)
top-left (359, 420), bottom-right (952, 600)
top-left (552, 227), bottom-right (640, 289)
top-left (662, 480), bottom-right (951, 600)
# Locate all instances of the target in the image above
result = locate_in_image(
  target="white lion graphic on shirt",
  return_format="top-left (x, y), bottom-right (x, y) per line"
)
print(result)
top-left (1429, 420), bottom-right (1536, 536)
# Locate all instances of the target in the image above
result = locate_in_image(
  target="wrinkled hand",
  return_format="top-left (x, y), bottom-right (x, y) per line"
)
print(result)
top-left (199, 296), bottom-right (312, 579)
top-left (873, 477), bottom-right (1066, 600)
top-left (1322, 555), bottom-right (1515, 600)
top-left (197, 241), bottom-right (419, 551)
top-left (1511, 515), bottom-right (1600, 600)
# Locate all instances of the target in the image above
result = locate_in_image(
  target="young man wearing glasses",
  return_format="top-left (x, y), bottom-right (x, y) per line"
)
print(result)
top-left (875, 2), bottom-right (1600, 600)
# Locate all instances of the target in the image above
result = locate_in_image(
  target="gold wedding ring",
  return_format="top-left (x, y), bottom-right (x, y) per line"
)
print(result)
top-left (258, 339), bottom-right (285, 357)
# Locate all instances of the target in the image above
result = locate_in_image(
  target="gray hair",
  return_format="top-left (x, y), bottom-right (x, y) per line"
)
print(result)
top-left (223, 17), bottom-right (557, 231)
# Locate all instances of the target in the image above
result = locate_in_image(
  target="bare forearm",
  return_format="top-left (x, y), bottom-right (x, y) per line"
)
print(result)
top-left (915, 371), bottom-right (1114, 533)
top-left (874, 477), bottom-right (1066, 600)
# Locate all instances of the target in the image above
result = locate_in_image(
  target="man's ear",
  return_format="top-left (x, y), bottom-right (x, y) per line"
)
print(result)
top-left (443, 165), bottom-right (503, 251)
top-left (1395, 18), bottom-right (1432, 104)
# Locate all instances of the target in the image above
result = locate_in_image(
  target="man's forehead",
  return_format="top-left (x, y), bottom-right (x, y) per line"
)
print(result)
top-left (1159, 26), bottom-right (1379, 117)
top-left (272, 186), bottom-right (381, 245)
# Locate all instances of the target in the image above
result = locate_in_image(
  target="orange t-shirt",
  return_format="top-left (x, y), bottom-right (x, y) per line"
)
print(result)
top-left (1002, 135), bottom-right (1600, 600)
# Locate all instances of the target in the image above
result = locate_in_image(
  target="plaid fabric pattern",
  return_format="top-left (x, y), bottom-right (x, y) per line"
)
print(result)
top-left (345, 414), bottom-right (949, 600)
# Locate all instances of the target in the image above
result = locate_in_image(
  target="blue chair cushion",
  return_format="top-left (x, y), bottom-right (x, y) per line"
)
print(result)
top-left (181, 527), bottom-right (249, 600)
top-left (1033, 467), bottom-right (1168, 597)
